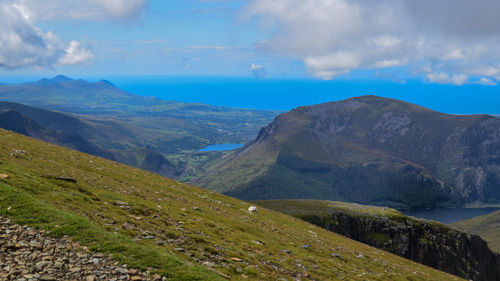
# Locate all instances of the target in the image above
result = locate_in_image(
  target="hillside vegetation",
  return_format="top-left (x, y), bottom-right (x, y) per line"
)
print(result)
top-left (0, 129), bottom-right (461, 280)
top-left (453, 209), bottom-right (500, 253)
top-left (196, 95), bottom-right (500, 210)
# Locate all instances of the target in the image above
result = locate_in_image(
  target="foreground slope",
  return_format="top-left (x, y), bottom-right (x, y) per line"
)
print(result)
top-left (196, 95), bottom-right (500, 210)
top-left (255, 199), bottom-right (500, 281)
top-left (453, 209), bottom-right (500, 253)
top-left (0, 129), bottom-right (461, 280)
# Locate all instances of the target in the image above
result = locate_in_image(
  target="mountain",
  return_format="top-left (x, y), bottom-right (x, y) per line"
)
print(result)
top-left (452, 209), bottom-right (500, 253)
top-left (0, 129), bottom-right (461, 280)
top-left (255, 199), bottom-right (500, 281)
top-left (0, 75), bottom-right (279, 153)
top-left (0, 109), bottom-right (110, 158)
top-left (0, 101), bottom-right (184, 178)
top-left (196, 95), bottom-right (500, 210)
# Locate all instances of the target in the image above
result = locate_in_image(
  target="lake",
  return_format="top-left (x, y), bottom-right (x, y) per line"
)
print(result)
top-left (199, 143), bottom-right (244, 152)
top-left (404, 207), bottom-right (500, 224)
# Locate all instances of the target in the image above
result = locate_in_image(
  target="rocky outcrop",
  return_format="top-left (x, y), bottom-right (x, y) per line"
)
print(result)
top-left (301, 210), bottom-right (500, 281)
top-left (0, 217), bottom-right (162, 281)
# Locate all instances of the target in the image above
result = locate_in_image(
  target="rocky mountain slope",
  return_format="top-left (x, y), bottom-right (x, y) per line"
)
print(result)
top-left (255, 199), bottom-right (500, 281)
top-left (452, 209), bottom-right (500, 253)
top-left (196, 95), bottom-right (500, 210)
top-left (0, 129), bottom-right (461, 280)
top-left (0, 217), bottom-right (157, 281)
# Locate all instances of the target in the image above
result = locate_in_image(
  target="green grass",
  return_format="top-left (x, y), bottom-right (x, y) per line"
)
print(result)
top-left (452, 210), bottom-right (500, 253)
top-left (253, 199), bottom-right (408, 221)
top-left (0, 129), bottom-right (463, 280)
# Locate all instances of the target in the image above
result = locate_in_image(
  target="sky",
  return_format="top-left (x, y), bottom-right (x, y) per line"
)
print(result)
top-left (1, 0), bottom-right (500, 87)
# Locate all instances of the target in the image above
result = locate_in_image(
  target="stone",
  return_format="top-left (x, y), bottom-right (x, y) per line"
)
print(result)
top-left (128, 269), bottom-right (138, 275)
top-left (251, 240), bottom-right (264, 246)
top-left (202, 261), bottom-right (216, 268)
top-left (121, 223), bottom-right (134, 231)
top-left (248, 206), bottom-right (258, 212)
top-left (301, 244), bottom-right (311, 249)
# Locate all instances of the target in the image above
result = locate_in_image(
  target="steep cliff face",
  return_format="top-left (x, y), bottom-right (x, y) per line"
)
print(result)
top-left (306, 211), bottom-right (500, 281)
top-left (256, 199), bottom-right (500, 281)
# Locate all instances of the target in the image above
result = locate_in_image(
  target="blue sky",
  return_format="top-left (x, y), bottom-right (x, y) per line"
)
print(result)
top-left (1, 0), bottom-right (500, 88)
top-left (0, 0), bottom-right (302, 78)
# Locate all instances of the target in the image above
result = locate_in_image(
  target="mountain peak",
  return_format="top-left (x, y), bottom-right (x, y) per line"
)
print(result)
top-left (98, 79), bottom-right (116, 87)
top-left (50, 75), bottom-right (74, 83)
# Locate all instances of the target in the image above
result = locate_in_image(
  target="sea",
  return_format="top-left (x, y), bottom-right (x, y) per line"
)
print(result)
top-left (103, 76), bottom-right (500, 114)
top-left (2, 75), bottom-right (499, 114)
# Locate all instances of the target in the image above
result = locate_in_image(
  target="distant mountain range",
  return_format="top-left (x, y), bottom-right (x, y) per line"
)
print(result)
top-left (0, 75), bottom-right (279, 152)
top-left (0, 76), bottom-right (279, 179)
top-left (196, 95), bottom-right (500, 210)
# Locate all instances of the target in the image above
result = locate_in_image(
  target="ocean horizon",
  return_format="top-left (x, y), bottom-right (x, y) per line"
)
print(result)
top-left (2, 75), bottom-right (499, 114)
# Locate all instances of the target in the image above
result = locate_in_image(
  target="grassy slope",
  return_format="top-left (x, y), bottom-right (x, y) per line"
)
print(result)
top-left (253, 199), bottom-right (407, 221)
top-left (0, 129), bottom-right (461, 280)
top-left (452, 210), bottom-right (500, 253)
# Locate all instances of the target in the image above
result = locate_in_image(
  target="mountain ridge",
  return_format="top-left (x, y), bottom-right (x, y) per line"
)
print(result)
top-left (196, 95), bottom-right (500, 210)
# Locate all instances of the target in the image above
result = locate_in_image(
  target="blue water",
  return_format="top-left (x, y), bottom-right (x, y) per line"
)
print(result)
top-left (199, 143), bottom-right (244, 152)
top-left (2, 75), bottom-right (499, 114)
top-left (404, 207), bottom-right (500, 224)
top-left (96, 76), bottom-right (500, 114)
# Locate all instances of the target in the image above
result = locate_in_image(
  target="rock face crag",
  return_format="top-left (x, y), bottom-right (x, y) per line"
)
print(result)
top-left (302, 210), bottom-right (500, 281)
top-left (0, 217), bottom-right (160, 281)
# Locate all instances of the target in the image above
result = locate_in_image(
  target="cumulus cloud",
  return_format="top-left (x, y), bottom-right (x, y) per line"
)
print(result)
top-left (478, 77), bottom-right (497, 86)
top-left (426, 72), bottom-right (469, 86)
top-left (0, 0), bottom-right (148, 69)
top-left (245, 0), bottom-right (500, 84)
top-left (250, 63), bottom-right (268, 78)
top-left (16, 0), bottom-right (149, 22)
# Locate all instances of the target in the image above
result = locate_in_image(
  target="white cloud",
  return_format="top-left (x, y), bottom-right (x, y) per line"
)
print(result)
top-left (0, 0), bottom-right (148, 69)
top-left (16, 0), bottom-right (149, 22)
top-left (58, 41), bottom-right (94, 66)
top-left (426, 72), bottom-right (469, 85)
top-left (250, 63), bottom-right (268, 78)
top-left (245, 0), bottom-right (500, 83)
top-left (189, 46), bottom-right (235, 51)
top-left (478, 77), bottom-right (497, 86)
